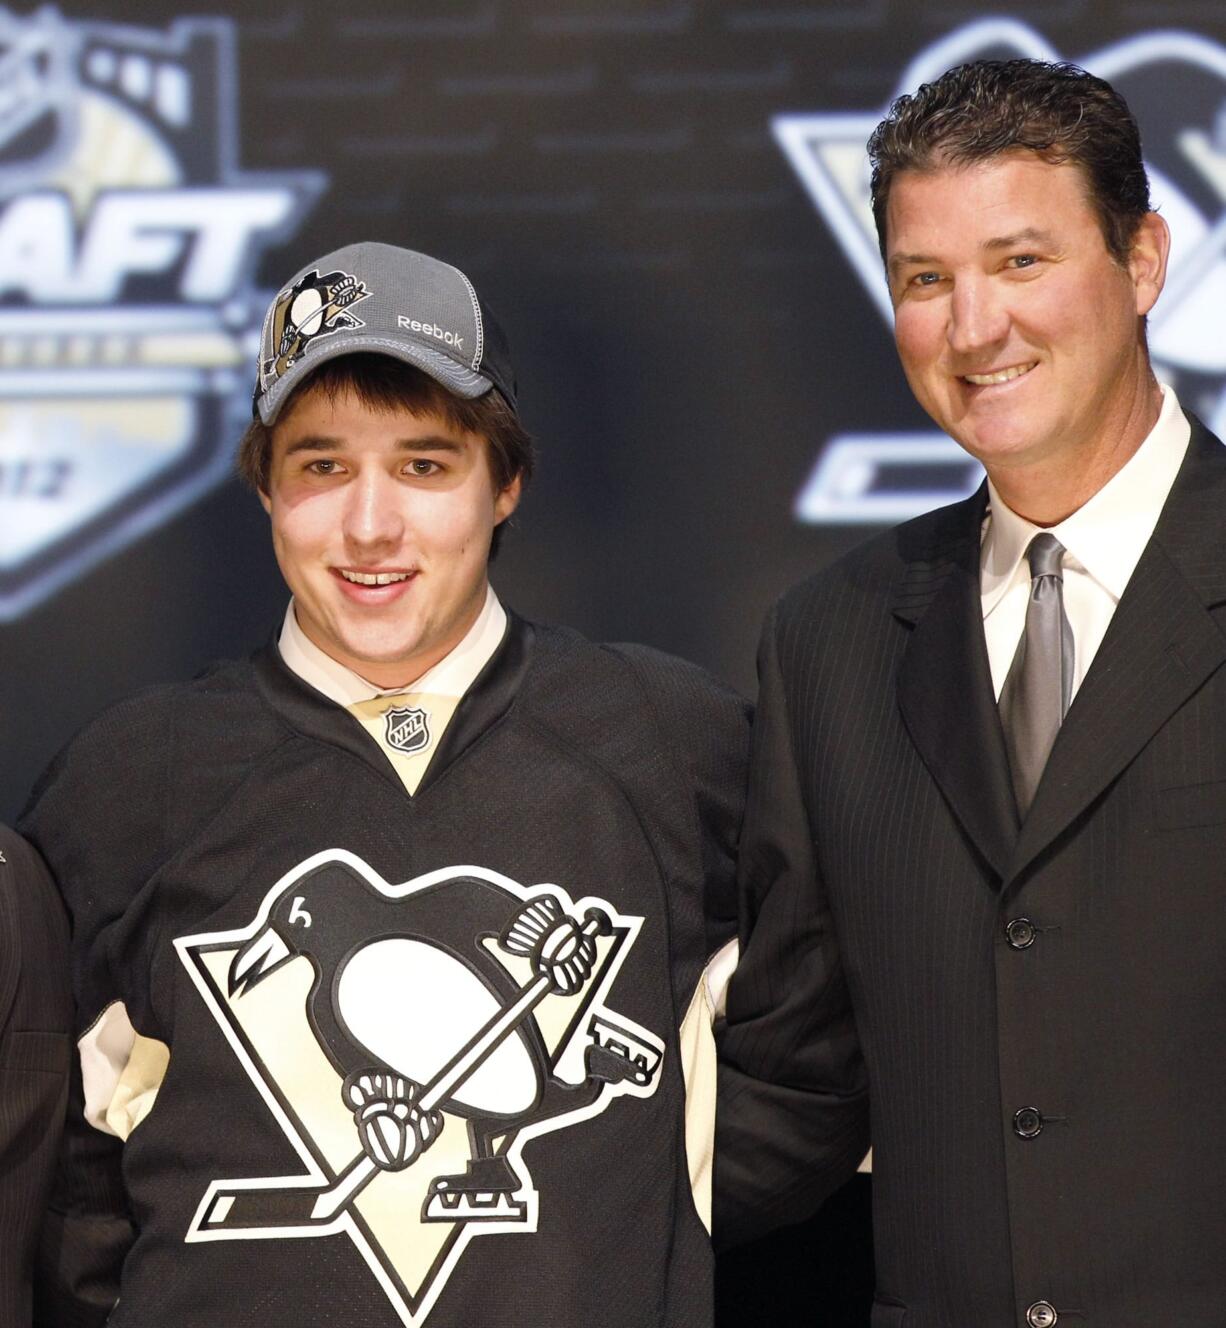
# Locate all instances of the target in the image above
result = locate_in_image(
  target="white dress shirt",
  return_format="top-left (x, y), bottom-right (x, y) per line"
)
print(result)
top-left (981, 385), bottom-right (1191, 701)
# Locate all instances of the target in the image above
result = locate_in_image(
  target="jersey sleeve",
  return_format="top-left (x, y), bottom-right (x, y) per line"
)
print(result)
top-left (601, 643), bottom-right (750, 951)
top-left (713, 604), bottom-right (870, 1249)
top-left (21, 696), bottom-right (170, 1039)
top-left (600, 644), bottom-right (750, 1230)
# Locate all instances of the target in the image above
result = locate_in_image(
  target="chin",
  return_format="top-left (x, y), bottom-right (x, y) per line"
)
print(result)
top-left (953, 425), bottom-right (1043, 469)
top-left (347, 639), bottom-right (424, 668)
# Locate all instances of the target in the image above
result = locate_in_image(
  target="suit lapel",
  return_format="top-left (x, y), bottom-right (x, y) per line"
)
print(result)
top-left (1008, 420), bottom-right (1226, 879)
top-left (895, 489), bottom-right (1020, 879)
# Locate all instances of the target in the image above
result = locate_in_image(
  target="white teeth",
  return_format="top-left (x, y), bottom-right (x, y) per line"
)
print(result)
top-left (340, 570), bottom-right (411, 586)
top-left (963, 363), bottom-right (1036, 386)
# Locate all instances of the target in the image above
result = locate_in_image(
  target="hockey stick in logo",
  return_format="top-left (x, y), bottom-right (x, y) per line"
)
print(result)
top-left (196, 898), bottom-right (613, 1233)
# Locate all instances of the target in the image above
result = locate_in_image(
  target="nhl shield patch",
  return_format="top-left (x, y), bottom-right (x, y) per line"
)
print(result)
top-left (385, 705), bottom-right (430, 755)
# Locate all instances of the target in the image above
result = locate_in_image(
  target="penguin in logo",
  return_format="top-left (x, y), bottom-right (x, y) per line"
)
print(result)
top-left (261, 268), bottom-right (370, 386)
top-left (228, 860), bottom-right (657, 1221)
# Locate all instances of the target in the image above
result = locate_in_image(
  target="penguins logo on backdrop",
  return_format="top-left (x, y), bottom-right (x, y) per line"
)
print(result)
top-left (0, 7), bottom-right (323, 620)
top-left (176, 850), bottom-right (664, 1326)
top-left (775, 19), bottom-right (1226, 524)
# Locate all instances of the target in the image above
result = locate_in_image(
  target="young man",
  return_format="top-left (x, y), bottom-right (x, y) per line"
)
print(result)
top-left (0, 825), bottom-right (70, 1326)
top-left (24, 242), bottom-right (747, 1327)
top-left (718, 61), bottom-right (1226, 1326)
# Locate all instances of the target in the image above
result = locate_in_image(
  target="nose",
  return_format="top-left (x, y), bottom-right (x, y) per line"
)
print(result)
top-left (946, 273), bottom-right (1009, 358)
top-left (342, 466), bottom-right (404, 552)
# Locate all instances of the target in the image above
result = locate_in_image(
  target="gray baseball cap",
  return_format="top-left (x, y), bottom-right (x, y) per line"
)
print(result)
top-left (253, 240), bottom-right (517, 425)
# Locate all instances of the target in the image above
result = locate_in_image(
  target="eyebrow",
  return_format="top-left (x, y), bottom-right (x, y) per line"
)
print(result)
top-left (981, 227), bottom-right (1057, 251)
top-left (888, 252), bottom-right (936, 274)
top-left (280, 434), bottom-right (468, 459)
top-left (888, 227), bottom-right (1059, 273)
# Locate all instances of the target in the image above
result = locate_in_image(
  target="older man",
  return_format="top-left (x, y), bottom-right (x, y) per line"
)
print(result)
top-left (719, 59), bottom-right (1222, 1327)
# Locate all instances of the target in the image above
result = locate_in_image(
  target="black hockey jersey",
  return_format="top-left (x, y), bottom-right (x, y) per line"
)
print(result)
top-left (22, 615), bottom-right (747, 1328)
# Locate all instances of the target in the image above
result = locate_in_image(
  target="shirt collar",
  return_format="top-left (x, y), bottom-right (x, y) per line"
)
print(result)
top-left (277, 584), bottom-right (508, 709)
top-left (981, 383), bottom-right (1190, 617)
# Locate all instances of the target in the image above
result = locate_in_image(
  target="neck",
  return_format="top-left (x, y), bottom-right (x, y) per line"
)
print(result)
top-left (986, 370), bottom-right (1164, 527)
top-left (293, 585), bottom-right (490, 693)
top-left (354, 604), bottom-right (487, 692)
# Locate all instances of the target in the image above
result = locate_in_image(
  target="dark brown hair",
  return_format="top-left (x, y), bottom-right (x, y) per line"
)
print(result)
top-left (237, 353), bottom-right (535, 555)
top-left (867, 59), bottom-right (1152, 265)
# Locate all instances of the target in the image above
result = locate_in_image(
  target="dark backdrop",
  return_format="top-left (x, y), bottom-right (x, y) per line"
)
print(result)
top-left (2, 2), bottom-right (1223, 1322)
top-left (6, 0), bottom-right (1223, 818)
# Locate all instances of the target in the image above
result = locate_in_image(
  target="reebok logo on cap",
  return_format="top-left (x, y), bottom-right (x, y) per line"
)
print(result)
top-left (396, 315), bottom-right (464, 351)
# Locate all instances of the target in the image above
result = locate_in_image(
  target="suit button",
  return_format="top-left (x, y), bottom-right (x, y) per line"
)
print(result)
top-left (1026, 1301), bottom-right (1058, 1327)
top-left (1006, 917), bottom-right (1036, 949)
top-left (1013, 1107), bottom-right (1044, 1138)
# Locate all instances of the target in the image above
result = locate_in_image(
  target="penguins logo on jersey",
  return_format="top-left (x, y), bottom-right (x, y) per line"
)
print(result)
top-left (260, 268), bottom-right (370, 389)
top-left (0, 7), bottom-right (323, 620)
top-left (175, 850), bottom-right (664, 1327)
top-left (385, 705), bottom-right (430, 754)
top-left (773, 18), bottom-right (1226, 525)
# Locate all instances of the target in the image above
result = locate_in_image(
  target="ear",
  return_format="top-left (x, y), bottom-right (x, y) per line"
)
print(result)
top-left (258, 486), bottom-right (273, 515)
top-left (493, 473), bottom-right (522, 526)
top-left (1129, 211), bottom-right (1170, 318)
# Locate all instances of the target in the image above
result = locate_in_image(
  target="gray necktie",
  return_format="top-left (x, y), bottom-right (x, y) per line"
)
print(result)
top-left (998, 532), bottom-right (1074, 817)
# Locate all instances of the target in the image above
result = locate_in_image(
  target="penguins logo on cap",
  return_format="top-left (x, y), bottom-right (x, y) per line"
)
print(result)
top-left (261, 268), bottom-right (370, 388)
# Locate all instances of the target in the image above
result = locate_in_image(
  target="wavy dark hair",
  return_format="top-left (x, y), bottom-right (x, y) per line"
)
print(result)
top-left (867, 59), bottom-right (1152, 265)
top-left (237, 353), bottom-right (534, 556)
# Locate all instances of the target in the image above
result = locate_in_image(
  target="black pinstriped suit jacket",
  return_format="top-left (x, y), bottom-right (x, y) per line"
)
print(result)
top-left (717, 417), bottom-right (1226, 1328)
top-left (0, 825), bottom-right (71, 1327)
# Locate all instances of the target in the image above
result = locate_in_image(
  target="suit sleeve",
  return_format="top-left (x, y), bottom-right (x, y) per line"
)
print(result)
top-left (714, 605), bottom-right (869, 1249)
top-left (31, 1060), bottom-right (130, 1328)
top-left (0, 827), bottom-right (73, 1328)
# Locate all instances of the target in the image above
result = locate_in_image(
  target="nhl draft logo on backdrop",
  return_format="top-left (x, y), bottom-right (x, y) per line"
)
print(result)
top-left (0, 7), bottom-right (323, 619)
top-left (385, 705), bottom-right (430, 755)
top-left (176, 850), bottom-right (664, 1326)
top-left (261, 268), bottom-right (370, 390)
top-left (773, 19), bottom-right (1226, 525)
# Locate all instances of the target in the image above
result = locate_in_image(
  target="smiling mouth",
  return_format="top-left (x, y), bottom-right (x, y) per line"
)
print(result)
top-left (961, 362), bottom-right (1038, 387)
top-left (336, 569), bottom-right (413, 586)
